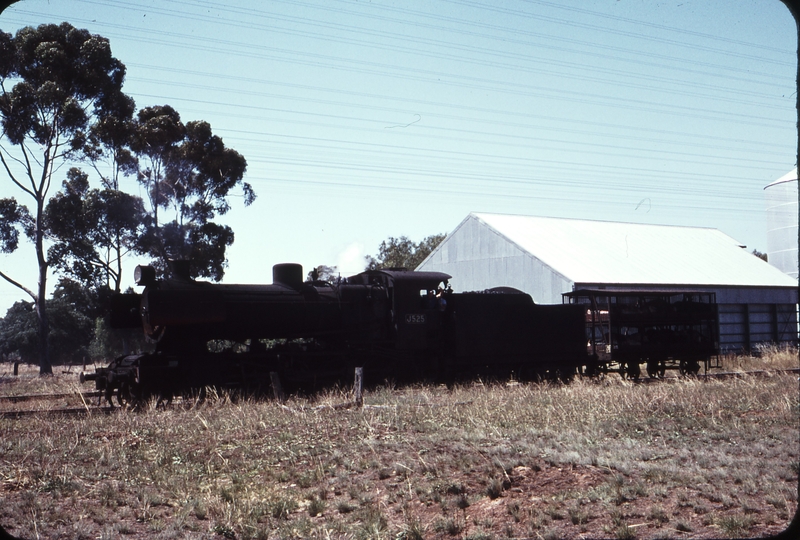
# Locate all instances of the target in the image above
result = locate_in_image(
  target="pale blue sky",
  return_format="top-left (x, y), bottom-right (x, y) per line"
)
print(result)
top-left (0, 0), bottom-right (796, 310)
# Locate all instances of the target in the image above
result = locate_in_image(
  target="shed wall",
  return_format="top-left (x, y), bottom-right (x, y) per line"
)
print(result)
top-left (420, 215), bottom-right (572, 303)
top-left (717, 303), bottom-right (798, 352)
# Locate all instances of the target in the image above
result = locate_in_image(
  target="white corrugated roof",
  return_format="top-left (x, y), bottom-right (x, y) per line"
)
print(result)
top-left (472, 212), bottom-right (797, 287)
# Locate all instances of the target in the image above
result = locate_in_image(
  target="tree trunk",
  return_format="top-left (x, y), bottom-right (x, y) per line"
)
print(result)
top-left (35, 207), bottom-right (52, 376)
top-left (36, 296), bottom-right (52, 375)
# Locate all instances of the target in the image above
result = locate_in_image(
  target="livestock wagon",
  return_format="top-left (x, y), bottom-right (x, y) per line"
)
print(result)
top-left (563, 289), bottom-right (721, 378)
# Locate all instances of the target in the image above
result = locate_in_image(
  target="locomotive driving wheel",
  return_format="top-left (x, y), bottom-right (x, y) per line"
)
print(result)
top-left (116, 381), bottom-right (145, 409)
top-left (116, 382), bottom-right (131, 407)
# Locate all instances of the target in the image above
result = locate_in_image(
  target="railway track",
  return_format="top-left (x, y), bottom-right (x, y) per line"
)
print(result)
top-left (611, 367), bottom-right (800, 384)
top-left (703, 367), bottom-right (800, 378)
top-left (0, 391), bottom-right (102, 403)
top-left (0, 406), bottom-right (115, 419)
top-left (0, 390), bottom-right (110, 419)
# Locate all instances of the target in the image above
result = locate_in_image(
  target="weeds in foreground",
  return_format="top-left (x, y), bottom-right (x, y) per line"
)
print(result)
top-left (615, 524), bottom-right (637, 539)
top-left (716, 514), bottom-right (756, 537)
top-left (0, 353), bottom-right (797, 539)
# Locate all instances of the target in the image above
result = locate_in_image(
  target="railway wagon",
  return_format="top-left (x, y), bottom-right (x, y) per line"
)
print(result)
top-left (563, 288), bottom-right (721, 378)
top-left (85, 262), bottom-right (587, 405)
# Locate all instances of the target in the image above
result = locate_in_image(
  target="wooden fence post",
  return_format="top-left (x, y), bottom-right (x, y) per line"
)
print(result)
top-left (354, 367), bottom-right (363, 407)
top-left (270, 372), bottom-right (285, 402)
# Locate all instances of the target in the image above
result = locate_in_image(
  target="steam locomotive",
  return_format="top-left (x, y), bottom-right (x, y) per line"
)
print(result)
top-left (83, 261), bottom-right (721, 406)
top-left (83, 261), bottom-right (587, 405)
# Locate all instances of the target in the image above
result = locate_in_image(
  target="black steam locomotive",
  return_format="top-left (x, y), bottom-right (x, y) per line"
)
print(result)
top-left (83, 261), bottom-right (587, 405)
top-left (83, 261), bottom-right (721, 406)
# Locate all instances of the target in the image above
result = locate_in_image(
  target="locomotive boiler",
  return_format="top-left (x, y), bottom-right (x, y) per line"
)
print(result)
top-left (83, 261), bottom-right (588, 405)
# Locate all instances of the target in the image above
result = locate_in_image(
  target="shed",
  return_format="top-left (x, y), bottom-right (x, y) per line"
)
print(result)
top-left (417, 212), bottom-right (798, 352)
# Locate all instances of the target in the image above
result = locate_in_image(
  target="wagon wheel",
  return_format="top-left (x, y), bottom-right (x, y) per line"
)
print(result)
top-left (156, 392), bottom-right (173, 409)
top-left (628, 362), bottom-right (641, 380)
top-left (679, 359), bottom-right (700, 377)
top-left (646, 359), bottom-right (666, 379)
top-left (620, 361), bottom-right (640, 380)
top-left (103, 385), bottom-right (115, 407)
top-left (583, 355), bottom-right (600, 377)
top-left (556, 368), bottom-right (575, 384)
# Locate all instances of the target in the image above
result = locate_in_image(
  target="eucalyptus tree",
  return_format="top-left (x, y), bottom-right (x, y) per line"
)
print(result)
top-left (0, 280), bottom-right (95, 367)
top-left (131, 106), bottom-right (254, 280)
top-left (45, 167), bottom-right (147, 292)
top-left (0, 23), bottom-right (128, 374)
top-left (365, 233), bottom-right (446, 271)
top-left (64, 91), bottom-right (145, 291)
top-left (307, 264), bottom-right (339, 282)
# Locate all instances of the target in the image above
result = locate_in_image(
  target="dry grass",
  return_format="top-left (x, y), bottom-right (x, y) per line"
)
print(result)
top-left (0, 351), bottom-right (797, 539)
top-left (0, 362), bottom-right (94, 395)
top-left (722, 343), bottom-right (799, 371)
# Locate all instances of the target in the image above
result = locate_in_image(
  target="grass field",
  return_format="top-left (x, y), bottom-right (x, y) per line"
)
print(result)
top-left (0, 349), bottom-right (797, 539)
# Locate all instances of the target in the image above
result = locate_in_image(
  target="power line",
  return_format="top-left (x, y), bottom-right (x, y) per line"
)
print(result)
top-left (1, 2), bottom-right (792, 218)
top-left (126, 62), bottom-right (792, 154)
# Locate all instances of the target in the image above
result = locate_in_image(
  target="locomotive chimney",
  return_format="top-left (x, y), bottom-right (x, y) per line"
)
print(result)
top-left (273, 263), bottom-right (303, 289)
top-left (168, 259), bottom-right (192, 281)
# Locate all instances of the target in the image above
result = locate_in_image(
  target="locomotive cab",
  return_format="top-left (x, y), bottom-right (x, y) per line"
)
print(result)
top-left (347, 269), bottom-right (451, 351)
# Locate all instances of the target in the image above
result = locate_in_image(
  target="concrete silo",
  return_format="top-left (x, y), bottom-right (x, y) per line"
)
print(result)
top-left (764, 168), bottom-right (798, 279)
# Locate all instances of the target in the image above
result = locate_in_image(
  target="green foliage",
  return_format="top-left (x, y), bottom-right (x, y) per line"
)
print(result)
top-left (169, 221), bottom-right (235, 281)
top-left (88, 316), bottom-right (150, 362)
top-left (0, 23), bottom-right (254, 373)
top-left (0, 22), bottom-right (129, 374)
top-left (307, 264), bottom-right (339, 282)
top-left (45, 168), bottom-right (148, 291)
top-left (751, 249), bottom-right (768, 262)
top-left (131, 106), bottom-right (253, 281)
top-left (0, 197), bottom-right (30, 253)
top-left (51, 277), bottom-right (109, 321)
top-left (0, 301), bottom-right (36, 362)
top-left (0, 23), bottom-right (125, 148)
top-left (49, 102), bottom-right (254, 287)
top-left (0, 297), bottom-right (93, 365)
top-left (80, 93), bottom-right (139, 187)
top-left (0, 277), bottom-right (139, 365)
top-left (364, 233), bottom-right (445, 271)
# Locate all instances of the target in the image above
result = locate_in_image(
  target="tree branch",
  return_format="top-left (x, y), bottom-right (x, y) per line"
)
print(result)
top-left (0, 148), bottom-right (36, 198)
top-left (0, 269), bottom-right (36, 302)
top-left (20, 141), bottom-right (40, 196)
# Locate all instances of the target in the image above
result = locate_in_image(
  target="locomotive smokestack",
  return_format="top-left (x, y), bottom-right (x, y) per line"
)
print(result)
top-left (168, 259), bottom-right (192, 281)
top-left (273, 263), bottom-right (303, 289)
